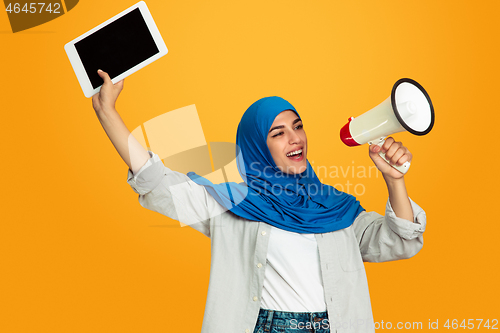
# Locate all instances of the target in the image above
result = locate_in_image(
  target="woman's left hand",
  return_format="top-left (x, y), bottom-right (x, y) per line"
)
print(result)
top-left (368, 137), bottom-right (412, 180)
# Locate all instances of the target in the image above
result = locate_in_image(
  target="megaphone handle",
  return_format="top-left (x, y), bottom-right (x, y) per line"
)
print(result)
top-left (373, 139), bottom-right (410, 175)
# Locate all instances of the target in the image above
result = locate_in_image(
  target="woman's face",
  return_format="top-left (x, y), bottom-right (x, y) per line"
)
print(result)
top-left (266, 110), bottom-right (308, 174)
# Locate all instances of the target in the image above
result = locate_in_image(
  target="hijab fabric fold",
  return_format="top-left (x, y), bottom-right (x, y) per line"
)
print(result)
top-left (187, 96), bottom-right (364, 234)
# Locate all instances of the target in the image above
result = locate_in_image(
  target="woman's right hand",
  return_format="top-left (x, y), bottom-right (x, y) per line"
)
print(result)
top-left (92, 69), bottom-right (124, 114)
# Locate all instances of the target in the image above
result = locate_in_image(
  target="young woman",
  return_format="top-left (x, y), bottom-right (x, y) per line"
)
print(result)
top-left (92, 69), bottom-right (426, 333)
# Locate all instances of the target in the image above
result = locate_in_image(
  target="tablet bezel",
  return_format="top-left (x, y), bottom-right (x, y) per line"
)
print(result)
top-left (64, 1), bottom-right (168, 98)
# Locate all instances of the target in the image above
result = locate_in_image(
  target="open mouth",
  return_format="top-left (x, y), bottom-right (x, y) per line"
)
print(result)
top-left (286, 149), bottom-right (304, 161)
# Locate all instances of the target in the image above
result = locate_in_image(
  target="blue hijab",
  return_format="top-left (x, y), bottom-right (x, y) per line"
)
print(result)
top-left (187, 96), bottom-right (365, 234)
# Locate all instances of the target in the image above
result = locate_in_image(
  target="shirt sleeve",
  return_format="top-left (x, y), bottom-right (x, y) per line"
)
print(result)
top-left (352, 197), bottom-right (427, 262)
top-left (126, 151), bottom-right (227, 238)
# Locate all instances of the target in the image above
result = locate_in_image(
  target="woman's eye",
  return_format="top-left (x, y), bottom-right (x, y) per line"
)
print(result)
top-left (271, 125), bottom-right (302, 137)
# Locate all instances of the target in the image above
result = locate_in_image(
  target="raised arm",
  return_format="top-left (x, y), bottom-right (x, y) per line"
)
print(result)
top-left (92, 69), bottom-right (150, 174)
top-left (369, 136), bottom-right (414, 221)
top-left (351, 137), bottom-right (426, 262)
top-left (91, 70), bottom-right (226, 237)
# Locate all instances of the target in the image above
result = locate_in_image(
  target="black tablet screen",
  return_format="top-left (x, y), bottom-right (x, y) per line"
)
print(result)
top-left (75, 8), bottom-right (159, 89)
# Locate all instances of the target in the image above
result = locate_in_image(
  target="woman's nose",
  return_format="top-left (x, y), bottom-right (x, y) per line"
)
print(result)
top-left (289, 131), bottom-right (302, 144)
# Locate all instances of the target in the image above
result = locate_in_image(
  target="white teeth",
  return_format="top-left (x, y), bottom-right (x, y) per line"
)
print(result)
top-left (286, 149), bottom-right (302, 157)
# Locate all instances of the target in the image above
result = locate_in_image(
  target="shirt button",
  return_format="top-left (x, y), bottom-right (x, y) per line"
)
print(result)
top-left (261, 231), bottom-right (266, 236)
top-left (257, 263), bottom-right (262, 268)
top-left (245, 329), bottom-right (250, 333)
top-left (253, 296), bottom-right (258, 301)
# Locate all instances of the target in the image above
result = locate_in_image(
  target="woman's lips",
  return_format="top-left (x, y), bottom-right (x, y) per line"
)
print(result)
top-left (287, 152), bottom-right (304, 162)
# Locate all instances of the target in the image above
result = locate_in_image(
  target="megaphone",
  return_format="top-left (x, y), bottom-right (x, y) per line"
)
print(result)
top-left (340, 78), bottom-right (434, 174)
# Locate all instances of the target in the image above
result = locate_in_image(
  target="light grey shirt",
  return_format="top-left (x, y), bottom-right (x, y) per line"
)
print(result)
top-left (127, 151), bottom-right (427, 333)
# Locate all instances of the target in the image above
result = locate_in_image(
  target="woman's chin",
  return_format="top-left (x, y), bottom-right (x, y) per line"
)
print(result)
top-left (296, 165), bottom-right (307, 174)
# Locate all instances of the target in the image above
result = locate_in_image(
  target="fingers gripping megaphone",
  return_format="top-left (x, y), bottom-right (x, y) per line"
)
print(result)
top-left (340, 78), bottom-right (435, 174)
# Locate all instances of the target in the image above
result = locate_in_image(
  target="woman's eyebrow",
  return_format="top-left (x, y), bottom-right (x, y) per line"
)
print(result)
top-left (268, 118), bottom-right (302, 134)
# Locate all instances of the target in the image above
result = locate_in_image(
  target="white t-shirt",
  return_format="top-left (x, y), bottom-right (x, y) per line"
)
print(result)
top-left (260, 224), bottom-right (327, 312)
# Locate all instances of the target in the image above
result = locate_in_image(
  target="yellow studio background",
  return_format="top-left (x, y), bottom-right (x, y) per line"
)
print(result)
top-left (1, 0), bottom-right (499, 332)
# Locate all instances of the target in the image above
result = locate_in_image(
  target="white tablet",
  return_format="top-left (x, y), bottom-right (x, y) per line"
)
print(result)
top-left (64, 1), bottom-right (168, 98)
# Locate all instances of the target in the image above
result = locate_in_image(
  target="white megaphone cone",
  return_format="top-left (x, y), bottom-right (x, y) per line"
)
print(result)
top-left (340, 78), bottom-right (434, 174)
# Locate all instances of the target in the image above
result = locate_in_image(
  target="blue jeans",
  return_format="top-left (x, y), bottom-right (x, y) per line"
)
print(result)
top-left (253, 308), bottom-right (331, 333)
